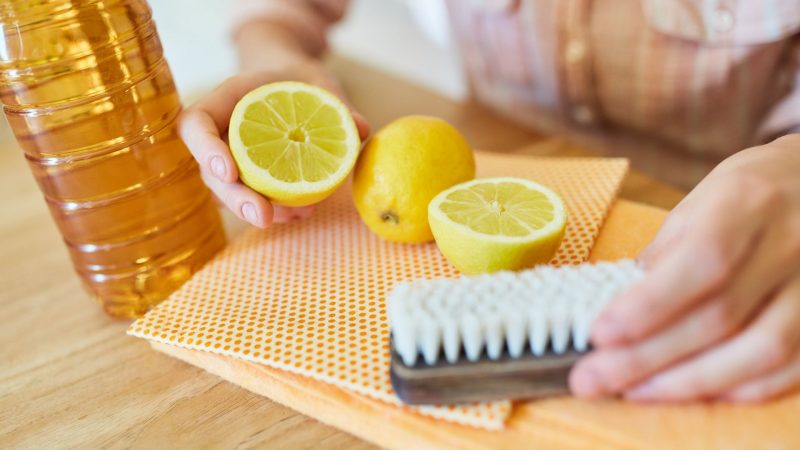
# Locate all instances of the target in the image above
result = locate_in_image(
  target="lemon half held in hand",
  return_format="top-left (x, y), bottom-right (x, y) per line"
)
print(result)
top-left (228, 81), bottom-right (361, 207)
top-left (428, 177), bottom-right (567, 274)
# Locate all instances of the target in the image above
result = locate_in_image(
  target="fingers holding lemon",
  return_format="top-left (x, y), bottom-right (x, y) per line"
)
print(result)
top-left (352, 115), bottom-right (476, 243)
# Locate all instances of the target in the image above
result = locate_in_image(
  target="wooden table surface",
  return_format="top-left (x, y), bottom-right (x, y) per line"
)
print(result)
top-left (0, 57), bottom-right (685, 449)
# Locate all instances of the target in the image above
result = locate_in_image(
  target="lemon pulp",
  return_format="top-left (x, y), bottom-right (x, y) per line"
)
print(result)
top-left (229, 82), bottom-right (360, 206)
top-left (428, 177), bottom-right (567, 274)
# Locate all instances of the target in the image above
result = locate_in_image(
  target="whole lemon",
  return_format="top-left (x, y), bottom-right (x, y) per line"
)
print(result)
top-left (353, 115), bottom-right (475, 243)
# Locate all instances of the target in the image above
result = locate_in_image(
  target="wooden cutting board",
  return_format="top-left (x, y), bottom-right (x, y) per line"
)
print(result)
top-left (153, 200), bottom-right (800, 449)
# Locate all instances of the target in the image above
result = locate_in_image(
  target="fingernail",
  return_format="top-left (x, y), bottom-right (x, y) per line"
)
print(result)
top-left (210, 156), bottom-right (226, 180)
top-left (571, 366), bottom-right (606, 398)
top-left (241, 202), bottom-right (259, 225)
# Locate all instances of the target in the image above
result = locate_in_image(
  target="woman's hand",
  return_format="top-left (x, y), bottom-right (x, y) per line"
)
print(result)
top-left (178, 63), bottom-right (370, 228)
top-left (570, 135), bottom-right (800, 403)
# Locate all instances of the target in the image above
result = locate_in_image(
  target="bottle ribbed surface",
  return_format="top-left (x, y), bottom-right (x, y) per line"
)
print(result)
top-left (0, 0), bottom-right (226, 317)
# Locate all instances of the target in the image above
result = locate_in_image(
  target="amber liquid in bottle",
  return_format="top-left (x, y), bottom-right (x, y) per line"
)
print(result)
top-left (0, 0), bottom-right (226, 318)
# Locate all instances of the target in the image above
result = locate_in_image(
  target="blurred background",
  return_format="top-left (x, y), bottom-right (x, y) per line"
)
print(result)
top-left (0, 0), bottom-right (461, 143)
top-left (0, 0), bottom-right (716, 190)
top-left (152, 0), bottom-right (465, 101)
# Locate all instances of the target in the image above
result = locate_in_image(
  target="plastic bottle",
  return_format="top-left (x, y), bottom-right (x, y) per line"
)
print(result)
top-left (0, 0), bottom-right (226, 318)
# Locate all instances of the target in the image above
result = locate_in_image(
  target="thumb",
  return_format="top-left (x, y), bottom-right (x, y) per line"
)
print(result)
top-left (351, 111), bottom-right (371, 141)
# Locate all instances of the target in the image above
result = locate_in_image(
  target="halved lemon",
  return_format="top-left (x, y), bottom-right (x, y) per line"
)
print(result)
top-left (228, 81), bottom-right (361, 206)
top-left (428, 177), bottom-right (567, 274)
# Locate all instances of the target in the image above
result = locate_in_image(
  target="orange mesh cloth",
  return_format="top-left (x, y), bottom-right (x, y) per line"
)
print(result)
top-left (128, 152), bottom-right (628, 429)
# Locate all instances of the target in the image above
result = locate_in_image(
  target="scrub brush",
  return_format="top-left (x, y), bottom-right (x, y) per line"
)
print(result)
top-left (387, 259), bottom-right (644, 405)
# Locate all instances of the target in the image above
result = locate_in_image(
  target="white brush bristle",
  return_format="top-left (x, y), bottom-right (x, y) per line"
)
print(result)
top-left (387, 259), bottom-right (644, 366)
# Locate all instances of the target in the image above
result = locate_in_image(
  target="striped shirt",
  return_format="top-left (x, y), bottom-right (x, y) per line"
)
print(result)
top-left (231, 0), bottom-right (800, 179)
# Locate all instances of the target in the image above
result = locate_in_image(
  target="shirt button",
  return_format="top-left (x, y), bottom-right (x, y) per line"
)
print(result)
top-left (713, 8), bottom-right (735, 33)
top-left (565, 41), bottom-right (586, 64)
top-left (573, 105), bottom-right (595, 125)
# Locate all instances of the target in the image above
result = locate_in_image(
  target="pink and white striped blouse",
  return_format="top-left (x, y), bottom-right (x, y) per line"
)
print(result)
top-left (230, 0), bottom-right (800, 164)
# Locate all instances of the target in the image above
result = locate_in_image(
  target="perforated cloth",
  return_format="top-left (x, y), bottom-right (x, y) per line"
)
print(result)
top-left (129, 152), bottom-right (628, 429)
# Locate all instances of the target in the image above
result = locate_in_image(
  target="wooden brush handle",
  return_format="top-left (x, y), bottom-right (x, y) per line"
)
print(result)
top-left (390, 349), bottom-right (583, 405)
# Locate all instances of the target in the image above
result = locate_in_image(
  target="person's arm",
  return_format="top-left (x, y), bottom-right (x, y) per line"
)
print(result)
top-left (231, 0), bottom-right (347, 72)
top-left (178, 0), bottom-right (368, 228)
top-left (570, 133), bottom-right (800, 402)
